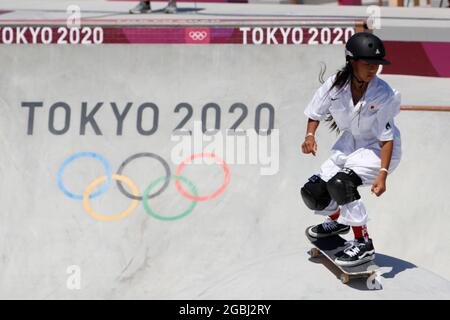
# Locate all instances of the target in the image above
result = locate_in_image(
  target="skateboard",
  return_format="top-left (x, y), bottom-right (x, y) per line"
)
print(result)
top-left (306, 227), bottom-right (379, 284)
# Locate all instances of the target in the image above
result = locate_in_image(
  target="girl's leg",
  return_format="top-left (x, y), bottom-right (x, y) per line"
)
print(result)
top-left (304, 158), bottom-right (349, 238)
top-left (352, 225), bottom-right (369, 241)
top-left (331, 147), bottom-right (401, 266)
top-left (313, 158), bottom-right (341, 217)
top-left (338, 147), bottom-right (401, 239)
top-left (306, 131), bottom-right (355, 219)
top-left (329, 208), bottom-right (341, 221)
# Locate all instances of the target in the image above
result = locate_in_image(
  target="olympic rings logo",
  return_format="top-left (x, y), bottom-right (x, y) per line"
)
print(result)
top-left (188, 31), bottom-right (207, 41)
top-left (56, 152), bottom-right (230, 221)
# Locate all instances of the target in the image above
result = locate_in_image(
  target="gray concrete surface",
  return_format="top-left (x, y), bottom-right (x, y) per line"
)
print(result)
top-left (0, 43), bottom-right (449, 299)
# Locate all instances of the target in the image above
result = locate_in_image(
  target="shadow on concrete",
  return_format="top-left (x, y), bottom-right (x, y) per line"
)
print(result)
top-left (374, 253), bottom-right (417, 279)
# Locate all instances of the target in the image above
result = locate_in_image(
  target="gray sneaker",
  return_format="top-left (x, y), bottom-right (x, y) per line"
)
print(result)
top-left (164, 1), bottom-right (177, 14)
top-left (129, 1), bottom-right (151, 14)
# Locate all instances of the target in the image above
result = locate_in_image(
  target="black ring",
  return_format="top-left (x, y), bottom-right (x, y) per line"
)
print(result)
top-left (116, 153), bottom-right (171, 200)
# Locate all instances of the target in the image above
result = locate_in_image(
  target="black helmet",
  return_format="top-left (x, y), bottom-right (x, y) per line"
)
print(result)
top-left (345, 32), bottom-right (390, 65)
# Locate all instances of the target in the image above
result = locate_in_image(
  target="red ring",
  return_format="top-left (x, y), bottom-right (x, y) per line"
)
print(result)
top-left (175, 153), bottom-right (230, 201)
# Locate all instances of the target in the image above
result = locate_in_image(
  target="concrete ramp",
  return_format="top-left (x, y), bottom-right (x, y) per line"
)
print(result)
top-left (0, 2), bottom-right (450, 299)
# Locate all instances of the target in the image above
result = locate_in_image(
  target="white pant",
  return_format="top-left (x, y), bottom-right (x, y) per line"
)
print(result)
top-left (315, 138), bottom-right (401, 226)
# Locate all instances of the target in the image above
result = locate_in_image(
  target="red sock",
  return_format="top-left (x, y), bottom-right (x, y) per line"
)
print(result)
top-left (328, 209), bottom-right (340, 221)
top-left (352, 225), bottom-right (369, 241)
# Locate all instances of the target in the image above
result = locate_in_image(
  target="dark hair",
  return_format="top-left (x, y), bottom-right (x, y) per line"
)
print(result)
top-left (318, 62), bottom-right (353, 134)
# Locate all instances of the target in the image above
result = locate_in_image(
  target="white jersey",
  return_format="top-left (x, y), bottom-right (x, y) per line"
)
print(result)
top-left (304, 75), bottom-right (401, 160)
top-left (304, 75), bottom-right (402, 226)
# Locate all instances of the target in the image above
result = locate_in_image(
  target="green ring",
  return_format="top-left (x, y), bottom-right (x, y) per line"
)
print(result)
top-left (142, 175), bottom-right (198, 221)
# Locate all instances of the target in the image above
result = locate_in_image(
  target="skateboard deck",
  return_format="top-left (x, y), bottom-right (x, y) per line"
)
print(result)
top-left (306, 227), bottom-right (379, 284)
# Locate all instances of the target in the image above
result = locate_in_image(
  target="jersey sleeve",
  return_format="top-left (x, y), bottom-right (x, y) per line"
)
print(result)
top-left (376, 89), bottom-right (401, 141)
top-left (304, 76), bottom-right (334, 121)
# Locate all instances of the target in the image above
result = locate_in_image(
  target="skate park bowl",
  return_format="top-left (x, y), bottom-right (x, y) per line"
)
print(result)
top-left (0, 0), bottom-right (449, 299)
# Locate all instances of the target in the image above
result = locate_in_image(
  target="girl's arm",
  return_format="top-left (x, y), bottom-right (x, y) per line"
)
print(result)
top-left (301, 118), bottom-right (320, 156)
top-left (371, 140), bottom-right (393, 196)
top-left (379, 140), bottom-right (393, 176)
top-left (306, 118), bottom-right (320, 136)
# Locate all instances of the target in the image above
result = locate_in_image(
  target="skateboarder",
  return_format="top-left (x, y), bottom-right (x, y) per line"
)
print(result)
top-left (300, 32), bottom-right (402, 267)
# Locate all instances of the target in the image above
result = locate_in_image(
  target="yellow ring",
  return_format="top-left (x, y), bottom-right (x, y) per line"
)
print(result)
top-left (83, 174), bottom-right (139, 221)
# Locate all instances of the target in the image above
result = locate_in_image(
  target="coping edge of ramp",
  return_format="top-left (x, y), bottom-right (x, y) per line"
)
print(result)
top-left (401, 106), bottom-right (450, 112)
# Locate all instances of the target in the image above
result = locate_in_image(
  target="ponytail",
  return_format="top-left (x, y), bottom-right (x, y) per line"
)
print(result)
top-left (319, 62), bottom-right (353, 134)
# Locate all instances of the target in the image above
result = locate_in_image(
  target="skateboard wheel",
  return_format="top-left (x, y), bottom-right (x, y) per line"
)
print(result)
top-left (340, 274), bottom-right (350, 284)
top-left (310, 248), bottom-right (320, 258)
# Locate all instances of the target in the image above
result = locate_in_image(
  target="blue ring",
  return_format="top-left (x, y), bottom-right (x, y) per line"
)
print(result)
top-left (57, 152), bottom-right (112, 200)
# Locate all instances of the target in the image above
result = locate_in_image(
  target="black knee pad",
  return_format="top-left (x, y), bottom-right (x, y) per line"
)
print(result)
top-left (301, 175), bottom-right (331, 210)
top-left (326, 168), bottom-right (363, 205)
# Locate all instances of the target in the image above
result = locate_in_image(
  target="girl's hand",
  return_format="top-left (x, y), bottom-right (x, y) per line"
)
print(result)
top-left (301, 136), bottom-right (317, 156)
top-left (371, 174), bottom-right (387, 197)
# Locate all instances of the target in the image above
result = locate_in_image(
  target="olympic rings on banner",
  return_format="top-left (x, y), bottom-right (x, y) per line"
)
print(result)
top-left (189, 31), bottom-right (207, 41)
top-left (143, 175), bottom-right (198, 221)
top-left (56, 151), bottom-right (231, 221)
top-left (83, 174), bottom-right (140, 221)
top-left (57, 152), bottom-right (112, 200)
top-left (116, 153), bottom-right (171, 200)
top-left (175, 153), bottom-right (230, 201)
